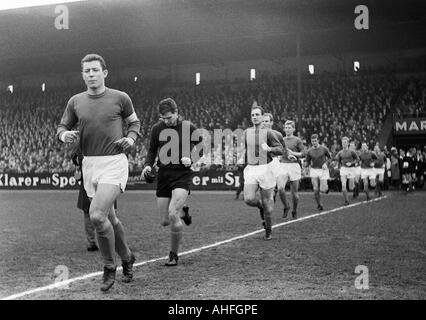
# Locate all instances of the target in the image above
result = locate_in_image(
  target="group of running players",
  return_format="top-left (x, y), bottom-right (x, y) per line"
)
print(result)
top-left (56, 53), bottom-right (388, 293)
top-left (242, 105), bottom-right (387, 240)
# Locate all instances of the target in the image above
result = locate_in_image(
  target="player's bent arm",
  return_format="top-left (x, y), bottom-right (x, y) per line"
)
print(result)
top-left (334, 155), bottom-right (341, 168)
top-left (142, 165), bottom-right (152, 176)
top-left (277, 134), bottom-right (288, 158)
top-left (57, 126), bottom-right (78, 143)
top-left (267, 131), bottom-right (284, 156)
top-left (57, 130), bottom-right (79, 143)
top-left (56, 98), bottom-right (78, 143)
top-left (304, 153), bottom-right (311, 167)
top-left (292, 150), bottom-right (305, 158)
top-left (269, 144), bottom-right (284, 156)
top-left (324, 157), bottom-right (332, 168)
top-left (124, 112), bottom-right (141, 142)
top-left (294, 140), bottom-right (306, 158)
top-left (144, 126), bottom-right (160, 168)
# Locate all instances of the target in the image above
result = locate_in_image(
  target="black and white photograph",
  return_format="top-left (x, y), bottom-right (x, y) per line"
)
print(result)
top-left (0, 0), bottom-right (425, 304)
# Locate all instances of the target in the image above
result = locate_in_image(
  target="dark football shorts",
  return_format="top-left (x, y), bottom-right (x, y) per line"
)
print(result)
top-left (156, 167), bottom-right (193, 198)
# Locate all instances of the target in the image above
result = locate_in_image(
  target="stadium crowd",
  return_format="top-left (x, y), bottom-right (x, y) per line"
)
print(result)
top-left (1, 72), bottom-right (425, 189)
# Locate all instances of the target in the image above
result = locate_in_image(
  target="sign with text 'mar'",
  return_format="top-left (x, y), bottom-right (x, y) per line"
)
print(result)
top-left (394, 118), bottom-right (426, 135)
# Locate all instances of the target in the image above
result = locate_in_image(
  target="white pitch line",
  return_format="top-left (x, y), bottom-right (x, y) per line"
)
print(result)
top-left (0, 190), bottom-right (319, 195)
top-left (1, 195), bottom-right (387, 300)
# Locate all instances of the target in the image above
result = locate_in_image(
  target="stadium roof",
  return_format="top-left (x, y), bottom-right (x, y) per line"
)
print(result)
top-left (1, 0), bottom-right (426, 77)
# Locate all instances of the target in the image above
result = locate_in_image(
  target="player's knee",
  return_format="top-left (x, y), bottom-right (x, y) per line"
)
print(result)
top-left (89, 211), bottom-right (107, 229)
top-left (262, 199), bottom-right (273, 216)
top-left (108, 215), bottom-right (119, 226)
top-left (277, 181), bottom-right (287, 191)
top-left (244, 195), bottom-right (257, 206)
top-left (169, 213), bottom-right (183, 232)
top-left (263, 208), bottom-right (272, 218)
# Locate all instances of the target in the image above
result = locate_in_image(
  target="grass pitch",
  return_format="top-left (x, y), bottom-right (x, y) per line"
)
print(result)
top-left (0, 190), bottom-right (425, 300)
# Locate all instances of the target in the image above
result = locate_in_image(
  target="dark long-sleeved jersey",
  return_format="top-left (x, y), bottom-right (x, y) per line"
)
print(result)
top-left (145, 118), bottom-right (201, 170)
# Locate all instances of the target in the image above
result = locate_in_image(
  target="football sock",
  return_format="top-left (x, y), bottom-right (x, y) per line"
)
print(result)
top-left (83, 211), bottom-right (96, 245)
top-left (171, 231), bottom-right (183, 254)
top-left (314, 190), bottom-right (320, 206)
top-left (279, 189), bottom-right (290, 209)
top-left (376, 181), bottom-right (382, 193)
top-left (343, 190), bottom-right (349, 202)
top-left (96, 220), bottom-right (116, 267)
top-left (292, 194), bottom-right (299, 212)
top-left (264, 216), bottom-right (272, 232)
top-left (112, 219), bottom-right (131, 262)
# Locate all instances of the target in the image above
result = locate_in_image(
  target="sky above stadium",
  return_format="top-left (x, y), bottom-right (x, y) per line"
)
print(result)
top-left (0, 0), bottom-right (87, 11)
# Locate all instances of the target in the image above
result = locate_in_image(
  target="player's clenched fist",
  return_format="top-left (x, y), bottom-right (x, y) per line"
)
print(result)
top-left (61, 130), bottom-right (79, 143)
top-left (74, 170), bottom-right (81, 181)
top-left (261, 143), bottom-right (271, 152)
top-left (286, 149), bottom-right (298, 162)
top-left (141, 165), bottom-right (152, 177)
top-left (181, 157), bottom-right (192, 167)
top-left (114, 137), bottom-right (135, 150)
top-left (288, 155), bottom-right (298, 162)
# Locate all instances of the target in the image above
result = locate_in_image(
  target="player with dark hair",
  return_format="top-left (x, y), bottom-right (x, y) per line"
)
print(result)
top-left (142, 98), bottom-right (198, 266)
top-left (243, 106), bottom-right (283, 240)
top-left (305, 134), bottom-right (331, 210)
top-left (359, 142), bottom-right (377, 201)
top-left (335, 137), bottom-right (360, 205)
top-left (57, 53), bottom-right (140, 292)
top-left (277, 120), bottom-right (304, 219)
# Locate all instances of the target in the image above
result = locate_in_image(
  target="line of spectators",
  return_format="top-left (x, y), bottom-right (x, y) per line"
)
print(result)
top-left (1, 72), bottom-right (426, 175)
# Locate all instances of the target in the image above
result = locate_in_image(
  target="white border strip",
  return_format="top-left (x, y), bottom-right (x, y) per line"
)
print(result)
top-left (1, 196), bottom-right (386, 300)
